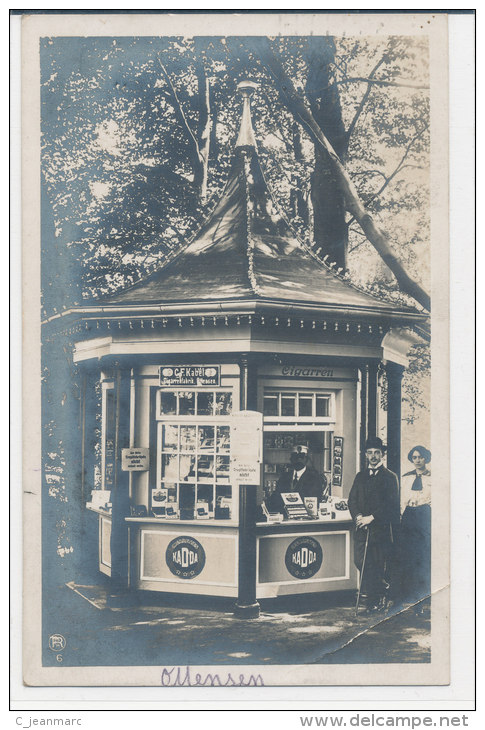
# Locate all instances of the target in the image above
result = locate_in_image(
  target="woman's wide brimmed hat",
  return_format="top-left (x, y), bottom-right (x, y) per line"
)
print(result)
top-left (407, 445), bottom-right (431, 463)
top-left (364, 436), bottom-right (386, 452)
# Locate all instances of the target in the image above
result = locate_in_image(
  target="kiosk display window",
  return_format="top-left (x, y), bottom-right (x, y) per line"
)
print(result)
top-left (263, 390), bottom-right (332, 420)
top-left (263, 430), bottom-right (333, 503)
top-left (158, 389), bottom-right (232, 417)
top-left (262, 387), bottom-right (335, 506)
top-left (155, 388), bottom-right (234, 521)
top-left (101, 384), bottom-right (115, 490)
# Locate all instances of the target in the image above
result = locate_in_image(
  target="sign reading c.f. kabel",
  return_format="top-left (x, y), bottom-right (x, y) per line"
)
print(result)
top-left (159, 365), bottom-right (220, 387)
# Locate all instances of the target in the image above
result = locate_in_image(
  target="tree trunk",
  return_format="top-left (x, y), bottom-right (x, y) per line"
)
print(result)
top-left (304, 37), bottom-right (348, 269)
top-left (310, 146), bottom-right (348, 268)
top-left (193, 40), bottom-right (211, 201)
top-left (252, 36), bottom-right (430, 311)
top-left (290, 122), bottom-right (308, 223)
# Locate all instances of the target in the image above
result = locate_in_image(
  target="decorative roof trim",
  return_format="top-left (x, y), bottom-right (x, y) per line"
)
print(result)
top-left (42, 296), bottom-right (428, 330)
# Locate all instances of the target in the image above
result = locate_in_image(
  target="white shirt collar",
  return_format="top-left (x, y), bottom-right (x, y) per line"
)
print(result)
top-left (368, 461), bottom-right (383, 472)
top-left (294, 466), bottom-right (307, 479)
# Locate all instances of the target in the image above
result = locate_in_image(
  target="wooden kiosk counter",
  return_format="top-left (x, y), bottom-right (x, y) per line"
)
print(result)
top-left (48, 83), bottom-right (426, 618)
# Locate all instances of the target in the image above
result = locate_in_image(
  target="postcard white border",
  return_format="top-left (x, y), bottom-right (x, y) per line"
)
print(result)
top-left (11, 8), bottom-right (476, 712)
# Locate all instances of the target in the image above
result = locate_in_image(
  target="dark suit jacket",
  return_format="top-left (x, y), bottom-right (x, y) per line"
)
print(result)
top-left (348, 466), bottom-right (400, 546)
top-left (267, 465), bottom-right (326, 512)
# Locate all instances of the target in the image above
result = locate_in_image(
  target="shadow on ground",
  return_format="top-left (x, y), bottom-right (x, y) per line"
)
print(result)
top-left (42, 577), bottom-right (431, 669)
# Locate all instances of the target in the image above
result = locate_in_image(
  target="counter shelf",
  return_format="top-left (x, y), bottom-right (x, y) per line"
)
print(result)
top-left (256, 515), bottom-right (352, 529)
top-left (125, 516), bottom-right (238, 527)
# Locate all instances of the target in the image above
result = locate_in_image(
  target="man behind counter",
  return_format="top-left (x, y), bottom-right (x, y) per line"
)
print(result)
top-left (266, 444), bottom-right (327, 512)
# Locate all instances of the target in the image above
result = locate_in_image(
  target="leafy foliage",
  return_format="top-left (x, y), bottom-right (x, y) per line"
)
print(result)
top-left (41, 35), bottom-right (430, 312)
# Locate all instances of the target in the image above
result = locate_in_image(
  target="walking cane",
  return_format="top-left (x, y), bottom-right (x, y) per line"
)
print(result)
top-left (355, 527), bottom-right (370, 616)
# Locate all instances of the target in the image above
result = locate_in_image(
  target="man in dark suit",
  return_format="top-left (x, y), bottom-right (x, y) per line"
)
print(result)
top-left (348, 437), bottom-right (400, 612)
top-left (267, 444), bottom-right (327, 511)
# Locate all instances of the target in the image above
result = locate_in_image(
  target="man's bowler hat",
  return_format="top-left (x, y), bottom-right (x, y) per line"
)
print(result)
top-left (365, 436), bottom-right (386, 452)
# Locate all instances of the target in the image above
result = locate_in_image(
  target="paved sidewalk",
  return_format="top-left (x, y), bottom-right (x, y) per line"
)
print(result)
top-left (42, 581), bottom-right (431, 668)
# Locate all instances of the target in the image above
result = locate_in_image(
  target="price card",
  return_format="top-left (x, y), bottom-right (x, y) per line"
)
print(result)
top-left (121, 448), bottom-right (149, 471)
top-left (230, 410), bottom-right (263, 485)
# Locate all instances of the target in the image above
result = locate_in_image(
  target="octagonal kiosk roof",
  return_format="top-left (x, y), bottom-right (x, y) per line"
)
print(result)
top-left (45, 82), bottom-right (427, 367)
top-left (95, 87), bottom-right (419, 319)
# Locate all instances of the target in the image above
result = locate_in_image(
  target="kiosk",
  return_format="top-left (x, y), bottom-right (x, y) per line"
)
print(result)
top-left (44, 82), bottom-right (426, 617)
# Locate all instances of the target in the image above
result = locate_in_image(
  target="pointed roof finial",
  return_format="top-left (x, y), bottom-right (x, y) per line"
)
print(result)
top-left (235, 80), bottom-right (258, 150)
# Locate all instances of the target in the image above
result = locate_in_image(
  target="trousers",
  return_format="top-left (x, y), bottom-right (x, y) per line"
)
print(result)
top-left (354, 528), bottom-right (392, 605)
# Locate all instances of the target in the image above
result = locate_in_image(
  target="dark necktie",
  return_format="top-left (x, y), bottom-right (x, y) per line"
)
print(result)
top-left (293, 473), bottom-right (300, 489)
top-left (411, 473), bottom-right (423, 491)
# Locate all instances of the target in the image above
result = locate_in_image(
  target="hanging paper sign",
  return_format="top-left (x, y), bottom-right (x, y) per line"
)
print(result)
top-left (159, 365), bottom-right (220, 387)
top-left (121, 448), bottom-right (150, 472)
top-left (230, 410), bottom-right (263, 485)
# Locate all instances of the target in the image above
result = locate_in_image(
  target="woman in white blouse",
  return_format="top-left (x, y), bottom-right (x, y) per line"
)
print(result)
top-left (399, 445), bottom-right (431, 610)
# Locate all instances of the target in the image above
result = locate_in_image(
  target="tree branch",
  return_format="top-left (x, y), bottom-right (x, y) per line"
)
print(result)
top-left (250, 36), bottom-right (430, 312)
top-left (260, 89), bottom-right (294, 153)
top-left (347, 123), bottom-right (429, 226)
top-left (156, 57), bottom-right (202, 165)
top-left (337, 76), bottom-right (429, 90)
top-left (352, 169), bottom-right (388, 180)
top-left (344, 53), bottom-right (388, 150)
top-left (368, 125), bottom-right (428, 202)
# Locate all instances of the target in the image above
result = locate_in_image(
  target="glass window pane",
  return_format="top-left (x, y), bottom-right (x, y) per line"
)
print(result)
top-left (197, 391), bottom-right (214, 416)
top-left (179, 483), bottom-right (195, 520)
top-left (215, 392), bottom-right (232, 415)
top-left (215, 485), bottom-right (232, 520)
top-left (316, 396), bottom-right (330, 417)
top-left (197, 455), bottom-right (214, 482)
top-left (180, 425), bottom-right (197, 451)
top-left (159, 391), bottom-right (177, 415)
top-left (161, 453), bottom-right (178, 482)
top-left (178, 391), bottom-right (195, 415)
top-left (216, 455), bottom-right (230, 481)
top-left (196, 484), bottom-right (214, 513)
top-left (167, 485), bottom-right (178, 502)
top-left (281, 394), bottom-right (296, 416)
top-left (157, 484), bottom-right (176, 498)
top-left (198, 425), bottom-right (215, 451)
top-left (263, 395), bottom-right (278, 416)
top-left (162, 424), bottom-right (178, 451)
top-left (216, 425), bottom-right (230, 453)
top-left (264, 433), bottom-right (275, 450)
top-left (179, 454), bottom-right (196, 482)
top-left (298, 395), bottom-right (313, 417)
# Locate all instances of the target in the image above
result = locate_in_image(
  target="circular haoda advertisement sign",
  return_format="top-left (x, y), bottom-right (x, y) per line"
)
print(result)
top-left (285, 536), bottom-right (323, 579)
top-left (166, 536), bottom-right (206, 579)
